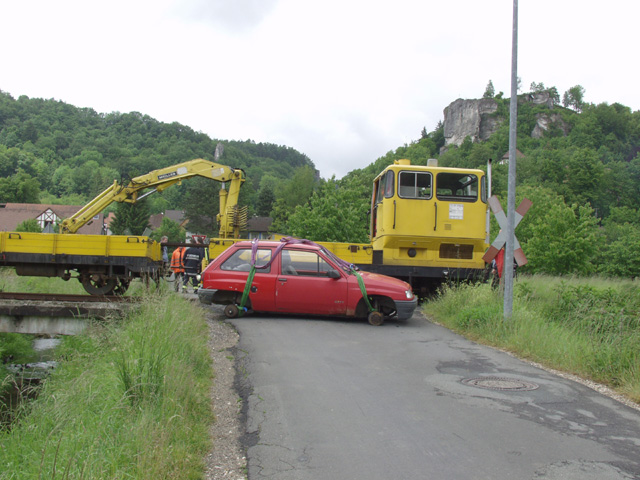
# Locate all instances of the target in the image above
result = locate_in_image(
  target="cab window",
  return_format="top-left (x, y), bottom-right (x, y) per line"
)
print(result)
top-left (398, 171), bottom-right (432, 199)
top-left (221, 248), bottom-right (271, 273)
top-left (375, 170), bottom-right (395, 204)
top-left (436, 173), bottom-right (478, 202)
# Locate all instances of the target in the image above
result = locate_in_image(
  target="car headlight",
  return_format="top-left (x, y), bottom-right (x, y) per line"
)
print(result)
top-left (405, 290), bottom-right (414, 300)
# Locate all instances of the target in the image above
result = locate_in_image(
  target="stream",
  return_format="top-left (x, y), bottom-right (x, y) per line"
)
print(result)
top-left (1, 337), bottom-right (60, 429)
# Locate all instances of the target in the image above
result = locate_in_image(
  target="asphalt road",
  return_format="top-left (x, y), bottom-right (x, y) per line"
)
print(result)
top-left (229, 311), bottom-right (640, 480)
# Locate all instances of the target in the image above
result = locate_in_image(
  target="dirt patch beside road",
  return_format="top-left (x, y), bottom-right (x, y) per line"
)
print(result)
top-left (204, 309), bottom-right (247, 480)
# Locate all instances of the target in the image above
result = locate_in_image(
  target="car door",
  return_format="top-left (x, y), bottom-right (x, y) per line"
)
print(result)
top-left (275, 248), bottom-right (348, 316)
top-left (216, 247), bottom-right (277, 311)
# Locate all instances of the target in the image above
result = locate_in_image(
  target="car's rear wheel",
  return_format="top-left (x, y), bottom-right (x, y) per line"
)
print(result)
top-left (368, 310), bottom-right (384, 326)
top-left (224, 304), bottom-right (239, 318)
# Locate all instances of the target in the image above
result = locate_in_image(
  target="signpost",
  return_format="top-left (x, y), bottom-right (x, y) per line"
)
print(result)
top-left (482, 196), bottom-right (531, 267)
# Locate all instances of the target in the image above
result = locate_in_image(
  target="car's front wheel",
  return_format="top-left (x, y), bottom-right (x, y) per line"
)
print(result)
top-left (224, 304), bottom-right (239, 318)
top-left (368, 310), bottom-right (384, 326)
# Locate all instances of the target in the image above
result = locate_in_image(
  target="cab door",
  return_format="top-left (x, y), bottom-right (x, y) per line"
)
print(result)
top-left (275, 249), bottom-right (348, 316)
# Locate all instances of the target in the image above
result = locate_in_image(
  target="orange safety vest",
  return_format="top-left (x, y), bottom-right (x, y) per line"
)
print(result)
top-left (170, 247), bottom-right (186, 273)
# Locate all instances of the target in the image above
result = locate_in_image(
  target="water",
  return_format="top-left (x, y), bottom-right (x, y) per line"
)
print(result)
top-left (1, 337), bottom-right (60, 429)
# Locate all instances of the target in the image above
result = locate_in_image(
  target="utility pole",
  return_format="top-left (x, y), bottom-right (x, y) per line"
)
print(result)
top-left (504, 0), bottom-right (518, 319)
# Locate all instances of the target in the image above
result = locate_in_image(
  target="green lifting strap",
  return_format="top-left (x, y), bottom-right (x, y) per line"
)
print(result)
top-left (238, 265), bottom-right (256, 316)
top-left (352, 268), bottom-right (375, 313)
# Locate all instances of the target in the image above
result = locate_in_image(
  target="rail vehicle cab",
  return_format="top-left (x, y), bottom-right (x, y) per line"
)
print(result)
top-left (368, 159), bottom-right (488, 283)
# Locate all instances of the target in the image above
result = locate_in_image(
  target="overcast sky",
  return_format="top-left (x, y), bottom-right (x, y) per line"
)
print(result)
top-left (2, 0), bottom-right (638, 179)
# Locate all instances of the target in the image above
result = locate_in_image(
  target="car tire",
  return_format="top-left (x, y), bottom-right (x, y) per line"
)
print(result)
top-left (224, 304), bottom-right (240, 319)
top-left (368, 311), bottom-right (384, 326)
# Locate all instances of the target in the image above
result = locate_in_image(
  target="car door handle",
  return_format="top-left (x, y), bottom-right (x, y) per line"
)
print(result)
top-left (278, 278), bottom-right (287, 282)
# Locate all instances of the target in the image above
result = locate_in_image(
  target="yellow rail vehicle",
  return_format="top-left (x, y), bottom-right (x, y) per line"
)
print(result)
top-left (362, 159), bottom-right (488, 290)
top-left (0, 232), bottom-right (160, 294)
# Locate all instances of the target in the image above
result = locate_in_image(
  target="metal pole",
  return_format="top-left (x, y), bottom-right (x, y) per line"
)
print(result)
top-left (504, 0), bottom-right (518, 319)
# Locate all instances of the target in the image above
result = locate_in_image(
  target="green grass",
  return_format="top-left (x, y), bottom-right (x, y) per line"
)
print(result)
top-left (424, 275), bottom-right (640, 403)
top-left (0, 289), bottom-right (214, 479)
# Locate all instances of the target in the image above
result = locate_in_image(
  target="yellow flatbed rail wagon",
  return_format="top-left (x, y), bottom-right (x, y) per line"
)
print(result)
top-left (0, 232), bottom-right (161, 295)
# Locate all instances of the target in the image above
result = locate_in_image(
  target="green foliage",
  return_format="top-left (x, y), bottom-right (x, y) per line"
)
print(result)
top-left (270, 166), bottom-right (318, 233)
top-left (0, 292), bottom-right (213, 478)
top-left (14, 218), bottom-right (42, 232)
top-left (286, 176), bottom-right (370, 242)
top-left (563, 85), bottom-right (586, 111)
top-left (510, 186), bottom-right (599, 275)
top-left (0, 90), bottom-right (314, 221)
top-left (483, 80), bottom-right (495, 99)
top-left (148, 217), bottom-right (185, 243)
top-left (110, 199), bottom-right (151, 235)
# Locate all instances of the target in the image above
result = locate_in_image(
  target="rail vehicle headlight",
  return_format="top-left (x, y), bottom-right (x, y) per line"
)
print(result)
top-left (407, 248), bottom-right (417, 258)
top-left (405, 290), bottom-right (414, 300)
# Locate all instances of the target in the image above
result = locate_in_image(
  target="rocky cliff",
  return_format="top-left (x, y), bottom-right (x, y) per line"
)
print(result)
top-left (442, 91), bottom-right (568, 149)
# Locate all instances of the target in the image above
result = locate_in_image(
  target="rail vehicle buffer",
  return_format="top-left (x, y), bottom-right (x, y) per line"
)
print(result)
top-left (482, 196), bottom-right (531, 266)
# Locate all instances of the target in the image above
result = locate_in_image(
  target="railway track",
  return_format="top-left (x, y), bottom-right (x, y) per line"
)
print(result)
top-left (0, 292), bottom-right (134, 303)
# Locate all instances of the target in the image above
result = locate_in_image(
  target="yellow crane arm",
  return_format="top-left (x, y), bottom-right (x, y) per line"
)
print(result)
top-left (60, 158), bottom-right (246, 236)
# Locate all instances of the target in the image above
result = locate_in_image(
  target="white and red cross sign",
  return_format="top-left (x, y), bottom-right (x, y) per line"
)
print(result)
top-left (482, 196), bottom-right (531, 267)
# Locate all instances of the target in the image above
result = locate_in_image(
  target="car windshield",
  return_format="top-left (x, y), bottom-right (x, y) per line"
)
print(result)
top-left (318, 246), bottom-right (353, 273)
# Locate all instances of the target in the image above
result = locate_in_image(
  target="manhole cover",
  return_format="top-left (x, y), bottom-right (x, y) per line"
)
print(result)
top-left (461, 376), bottom-right (539, 391)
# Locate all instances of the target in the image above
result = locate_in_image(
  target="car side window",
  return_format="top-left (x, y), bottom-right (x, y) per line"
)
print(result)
top-left (221, 248), bottom-right (271, 273)
top-left (281, 250), bottom-right (332, 277)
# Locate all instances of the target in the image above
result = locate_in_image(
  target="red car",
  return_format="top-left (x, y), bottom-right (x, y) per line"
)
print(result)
top-left (198, 239), bottom-right (417, 325)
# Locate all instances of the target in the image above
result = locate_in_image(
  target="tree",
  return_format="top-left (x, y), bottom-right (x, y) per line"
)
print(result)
top-left (149, 217), bottom-right (185, 243)
top-left (483, 80), bottom-right (495, 99)
top-left (563, 85), bottom-right (586, 112)
top-left (515, 187), bottom-right (599, 275)
top-left (286, 176), bottom-right (370, 243)
top-left (256, 181), bottom-right (276, 216)
top-left (270, 166), bottom-right (317, 233)
top-left (15, 218), bottom-right (42, 233)
top-left (530, 81), bottom-right (545, 93)
top-left (109, 199), bottom-right (151, 235)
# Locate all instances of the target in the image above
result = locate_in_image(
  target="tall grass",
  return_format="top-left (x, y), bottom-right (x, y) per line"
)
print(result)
top-left (0, 290), bottom-right (213, 479)
top-left (424, 276), bottom-right (640, 403)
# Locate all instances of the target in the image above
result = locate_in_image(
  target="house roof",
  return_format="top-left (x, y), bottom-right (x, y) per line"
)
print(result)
top-left (246, 216), bottom-right (272, 233)
top-left (148, 210), bottom-right (187, 229)
top-left (0, 203), bottom-right (104, 235)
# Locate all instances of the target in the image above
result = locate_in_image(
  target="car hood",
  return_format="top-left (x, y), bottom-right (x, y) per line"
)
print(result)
top-left (355, 270), bottom-right (412, 292)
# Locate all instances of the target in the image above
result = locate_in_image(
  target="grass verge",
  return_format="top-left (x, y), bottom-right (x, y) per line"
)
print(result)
top-left (423, 275), bottom-right (640, 403)
top-left (0, 290), bottom-right (213, 479)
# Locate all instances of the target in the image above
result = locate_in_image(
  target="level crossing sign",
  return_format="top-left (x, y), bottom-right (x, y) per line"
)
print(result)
top-left (482, 196), bottom-right (531, 267)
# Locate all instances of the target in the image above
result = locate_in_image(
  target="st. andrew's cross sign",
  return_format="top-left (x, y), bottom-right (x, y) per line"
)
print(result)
top-left (482, 196), bottom-right (532, 267)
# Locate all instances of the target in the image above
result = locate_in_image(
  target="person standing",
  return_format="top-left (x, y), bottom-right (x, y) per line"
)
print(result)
top-left (183, 237), bottom-right (205, 294)
top-left (170, 243), bottom-right (187, 292)
top-left (161, 236), bottom-right (169, 266)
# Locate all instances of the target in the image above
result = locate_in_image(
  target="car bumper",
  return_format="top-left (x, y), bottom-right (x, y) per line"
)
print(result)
top-left (198, 288), bottom-right (216, 305)
top-left (395, 297), bottom-right (418, 320)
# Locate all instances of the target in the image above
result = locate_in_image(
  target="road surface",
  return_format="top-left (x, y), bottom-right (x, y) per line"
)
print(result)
top-left (229, 312), bottom-right (640, 479)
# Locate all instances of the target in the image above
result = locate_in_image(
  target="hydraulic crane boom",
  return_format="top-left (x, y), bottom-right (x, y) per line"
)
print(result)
top-left (60, 158), bottom-right (246, 237)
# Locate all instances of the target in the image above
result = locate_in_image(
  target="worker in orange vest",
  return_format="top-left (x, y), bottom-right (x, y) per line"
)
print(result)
top-left (170, 245), bottom-right (187, 292)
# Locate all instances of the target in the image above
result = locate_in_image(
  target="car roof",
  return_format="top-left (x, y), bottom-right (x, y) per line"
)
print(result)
top-left (232, 240), bottom-right (322, 251)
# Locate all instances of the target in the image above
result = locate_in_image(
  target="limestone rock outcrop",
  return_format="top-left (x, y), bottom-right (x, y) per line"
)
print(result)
top-left (443, 98), bottom-right (501, 148)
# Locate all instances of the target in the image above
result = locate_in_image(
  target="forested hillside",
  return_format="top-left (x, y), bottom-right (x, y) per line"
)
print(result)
top-left (284, 83), bottom-right (640, 278)
top-left (0, 90), bottom-right (316, 235)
